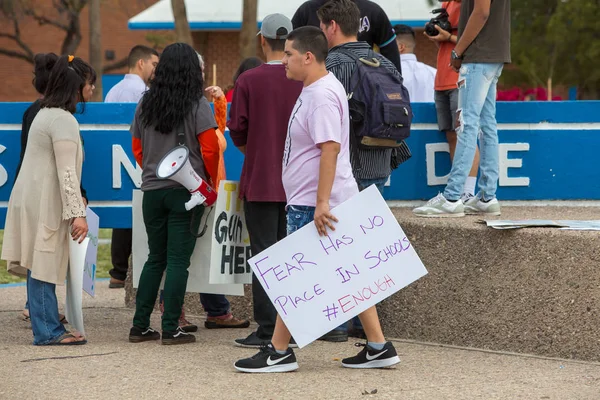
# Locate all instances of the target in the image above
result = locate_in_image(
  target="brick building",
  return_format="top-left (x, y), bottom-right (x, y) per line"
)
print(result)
top-left (0, 0), bottom-right (438, 102)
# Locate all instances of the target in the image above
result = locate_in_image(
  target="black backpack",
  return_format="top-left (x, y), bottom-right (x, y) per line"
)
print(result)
top-left (339, 49), bottom-right (413, 149)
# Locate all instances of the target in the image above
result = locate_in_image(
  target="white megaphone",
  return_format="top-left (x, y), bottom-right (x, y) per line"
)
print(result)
top-left (156, 146), bottom-right (217, 210)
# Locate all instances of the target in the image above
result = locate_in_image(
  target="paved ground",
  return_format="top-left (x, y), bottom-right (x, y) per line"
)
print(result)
top-left (1, 281), bottom-right (599, 400)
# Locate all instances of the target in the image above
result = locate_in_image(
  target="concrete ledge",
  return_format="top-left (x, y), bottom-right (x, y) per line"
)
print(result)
top-left (379, 207), bottom-right (600, 362)
top-left (126, 206), bottom-right (600, 361)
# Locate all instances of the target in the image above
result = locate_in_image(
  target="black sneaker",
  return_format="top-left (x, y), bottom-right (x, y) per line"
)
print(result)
top-left (234, 344), bottom-right (299, 373)
top-left (318, 329), bottom-right (348, 342)
top-left (129, 326), bottom-right (160, 343)
top-left (234, 331), bottom-right (300, 348)
top-left (342, 342), bottom-right (400, 369)
top-left (162, 327), bottom-right (196, 345)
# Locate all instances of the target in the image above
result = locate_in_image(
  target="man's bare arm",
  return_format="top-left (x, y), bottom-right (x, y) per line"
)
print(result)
top-left (314, 141), bottom-right (340, 236)
top-left (454, 0), bottom-right (491, 56)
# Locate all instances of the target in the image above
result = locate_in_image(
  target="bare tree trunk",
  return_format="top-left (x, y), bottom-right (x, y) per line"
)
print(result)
top-left (239, 0), bottom-right (258, 61)
top-left (61, 11), bottom-right (83, 55)
top-left (171, 0), bottom-right (193, 45)
top-left (89, 0), bottom-right (102, 101)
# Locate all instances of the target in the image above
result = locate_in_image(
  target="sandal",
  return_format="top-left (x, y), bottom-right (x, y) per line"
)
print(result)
top-left (22, 312), bottom-right (68, 324)
top-left (47, 331), bottom-right (87, 346)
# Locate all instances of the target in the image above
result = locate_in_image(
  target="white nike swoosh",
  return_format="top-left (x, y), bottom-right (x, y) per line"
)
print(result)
top-left (266, 354), bottom-right (292, 366)
top-left (366, 349), bottom-right (388, 361)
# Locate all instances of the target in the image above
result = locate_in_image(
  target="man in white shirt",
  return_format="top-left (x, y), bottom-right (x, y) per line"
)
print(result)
top-left (394, 24), bottom-right (436, 102)
top-left (105, 45), bottom-right (159, 289)
top-left (105, 45), bottom-right (159, 104)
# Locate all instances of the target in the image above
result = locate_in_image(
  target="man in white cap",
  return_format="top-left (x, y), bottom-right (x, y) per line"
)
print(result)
top-left (228, 13), bottom-right (303, 348)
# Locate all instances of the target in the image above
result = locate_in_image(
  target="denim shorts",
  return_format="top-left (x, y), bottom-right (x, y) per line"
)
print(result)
top-left (286, 205), bottom-right (316, 235)
top-left (434, 89), bottom-right (459, 132)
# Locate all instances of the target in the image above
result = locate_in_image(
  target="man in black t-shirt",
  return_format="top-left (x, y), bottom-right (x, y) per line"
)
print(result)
top-left (292, 0), bottom-right (401, 73)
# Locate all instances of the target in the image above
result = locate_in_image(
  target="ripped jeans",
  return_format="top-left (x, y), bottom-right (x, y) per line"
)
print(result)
top-left (443, 63), bottom-right (503, 202)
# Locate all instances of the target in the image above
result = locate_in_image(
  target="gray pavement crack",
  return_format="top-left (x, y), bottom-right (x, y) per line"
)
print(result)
top-left (21, 351), bottom-right (118, 363)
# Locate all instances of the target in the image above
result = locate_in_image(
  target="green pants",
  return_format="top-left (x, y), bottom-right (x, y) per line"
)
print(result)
top-left (133, 188), bottom-right (204, 332)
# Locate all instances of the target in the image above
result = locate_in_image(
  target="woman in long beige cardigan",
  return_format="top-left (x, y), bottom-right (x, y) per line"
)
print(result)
top-left (1, 55), bottom-right (95, 346)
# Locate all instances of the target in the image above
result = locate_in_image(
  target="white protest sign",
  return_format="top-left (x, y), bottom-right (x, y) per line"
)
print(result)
top-left (132, 190), bottom-right (244, 295)
top-left (83, 208), bottom-right (99, 297)
top-left (65, 236), bottom-right (90, 336)
top-left (65, 207), bottom-right (101, 335)
top-left (248, 185), bottom-right (428, 348)
top-left (209, 180), bottom-right (252, 285)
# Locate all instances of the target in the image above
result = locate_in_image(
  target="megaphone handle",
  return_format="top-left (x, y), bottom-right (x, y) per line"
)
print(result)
top-left (185, 192), bottom-right (206, 211)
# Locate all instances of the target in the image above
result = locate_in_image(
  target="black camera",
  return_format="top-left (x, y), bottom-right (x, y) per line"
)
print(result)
top-left (425, 8), bottom-right (452, 37)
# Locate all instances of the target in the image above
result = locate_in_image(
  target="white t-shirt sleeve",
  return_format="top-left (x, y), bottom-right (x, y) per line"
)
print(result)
top-left (307, 104), bottom-right (343, 146)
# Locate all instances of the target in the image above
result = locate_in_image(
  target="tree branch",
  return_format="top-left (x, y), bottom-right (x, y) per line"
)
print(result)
top-left (0, 48), bottom-right (34, 63)
top-left (0, 15), bottom-right (35, 63)
top-left (103, 57), bottom-right (129, 73)
top-left (23, 9), bottom-right (69, 31)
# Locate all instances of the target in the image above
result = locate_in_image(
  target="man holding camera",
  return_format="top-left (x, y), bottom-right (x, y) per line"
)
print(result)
top-left (424, 0), bottom-right (479, 202)
top-left (414, 0), bottom-right (510, 217)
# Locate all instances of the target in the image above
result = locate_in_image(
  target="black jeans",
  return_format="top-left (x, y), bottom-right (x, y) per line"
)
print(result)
top-left (244, 201), bottom-right (287, 340)
top-left (109, 228), bottom-right (132, 281)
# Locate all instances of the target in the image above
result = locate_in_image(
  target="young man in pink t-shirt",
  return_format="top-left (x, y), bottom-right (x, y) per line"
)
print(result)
top-left (234, 26), bottom-right (400, 373)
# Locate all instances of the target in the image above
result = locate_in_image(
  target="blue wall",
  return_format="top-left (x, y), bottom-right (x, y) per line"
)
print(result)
top-left (0, 101), bottom-right (599, 228)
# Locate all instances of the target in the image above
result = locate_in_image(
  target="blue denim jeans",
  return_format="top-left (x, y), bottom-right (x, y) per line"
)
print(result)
top-left (199, 293), bottom-right (230, 317)
top-left (159, 290), bottom-right (231, 317)
top-left (287, 205), bottom-right (364, 333)
top-left (286, 205), bottom-right (315, 235)
top-left (356, 177), bottom-right (387, 196)
top-left (443, 63), bottom-right (503, 201)
top-left (27, 270), bottom-right (67, 345)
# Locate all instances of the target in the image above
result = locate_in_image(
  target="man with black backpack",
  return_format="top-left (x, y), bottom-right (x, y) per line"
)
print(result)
top-left (316, 0), bottom-right (412, 342)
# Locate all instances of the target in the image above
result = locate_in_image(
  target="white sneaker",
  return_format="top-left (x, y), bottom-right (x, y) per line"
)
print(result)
top-left (413, 193), bottom-right (465, 218)
top-left (460, 193), bottom-right (475, 204)
top-left (464, 196), bottom-right (501, 216)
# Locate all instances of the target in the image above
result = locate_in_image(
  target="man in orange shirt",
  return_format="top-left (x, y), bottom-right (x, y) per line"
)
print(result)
top-left (425, 0), bottom-right (479, 202)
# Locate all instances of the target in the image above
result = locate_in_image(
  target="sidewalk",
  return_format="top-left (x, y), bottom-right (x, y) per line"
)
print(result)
top-left (1, 281), bottom-right (599, 400)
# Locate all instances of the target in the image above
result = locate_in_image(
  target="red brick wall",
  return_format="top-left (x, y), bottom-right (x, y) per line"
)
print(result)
top-left (414, 28), bottom-right (439, 68)
top-left (0, 2), bottom-right (157, 101)
top-left (0, 8), bottom-right (439, 102)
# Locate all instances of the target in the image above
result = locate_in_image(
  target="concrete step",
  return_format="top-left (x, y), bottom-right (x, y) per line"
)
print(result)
top-left (127, 206), bottom-right (600, 362)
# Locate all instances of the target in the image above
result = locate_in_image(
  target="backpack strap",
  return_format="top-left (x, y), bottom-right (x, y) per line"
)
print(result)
top-left (336, 47), bottom-right (379, 99)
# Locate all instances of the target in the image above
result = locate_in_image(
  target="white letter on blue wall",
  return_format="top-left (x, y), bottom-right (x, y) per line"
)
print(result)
top-left (112, 145), bottom-right (142, 189)
top-left (499, 143), bottom-right (530, 187)
top-left (426, 143), bottom-right (450, 186)
top-left (0, 145), bottom-right (8, 188)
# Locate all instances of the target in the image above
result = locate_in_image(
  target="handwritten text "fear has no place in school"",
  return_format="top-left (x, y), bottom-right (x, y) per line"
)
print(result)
top-left (251, 215), bottom-right (412, 322)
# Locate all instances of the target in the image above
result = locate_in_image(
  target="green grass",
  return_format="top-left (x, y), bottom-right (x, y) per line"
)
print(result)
top-left (0, 229), bottom-right (114, 284)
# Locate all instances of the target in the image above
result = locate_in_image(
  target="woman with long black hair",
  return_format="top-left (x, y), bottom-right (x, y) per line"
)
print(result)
top-left (128, 43), bottom-right (220, 345)
top-left (17, 53), bottom-right (91, 325)
top-left (2, 55), bottom-right (96, 345)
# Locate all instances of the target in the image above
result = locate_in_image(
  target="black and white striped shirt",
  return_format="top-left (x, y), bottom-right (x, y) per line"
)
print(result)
top-left (326, 41), bottom-right (411, 180)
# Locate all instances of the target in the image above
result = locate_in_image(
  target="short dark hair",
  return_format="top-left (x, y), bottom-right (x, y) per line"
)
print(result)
top-left (128, 45), bottom-right (159, 69)
top-left (394, 24), bottom-right (416, 48)
top-left (41, 55), bottom-right (95, 114)
top-left (393, 24), bottom-right (415, 38)
top-left (317, 0), bottom-right (360, 37)
top-left (32, 53), bottom-right (58, 95)
top-left (265, 37), bottom-right (286, 52)
top-left (287, 26), bottom-right (329, 63)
